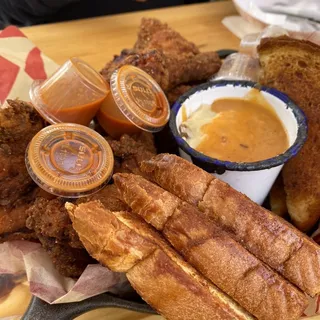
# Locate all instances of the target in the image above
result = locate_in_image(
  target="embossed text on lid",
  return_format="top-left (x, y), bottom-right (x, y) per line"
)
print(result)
top-left (26, 123), bottom-right (114, 197)
top-left (110, 65), bottom-right (170, 132)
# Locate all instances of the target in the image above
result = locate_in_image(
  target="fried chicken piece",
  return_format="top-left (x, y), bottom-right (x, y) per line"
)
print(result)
top-left (0, 99), bottom-right (44, 206)
top-left (0, 192), bottom-right (37, 236)
top-left (26, 185), bottom-right (130, 277)
top-left (166, 84), bottom-right (194, 105)
top-left (166, 52), bottom-right (221, 89)
top-left (134, 19), bottom-right (220, 89)
top-left (100, 18), bottom-right (221, 92)
top-left (101, 49), bottom-right (220, 92)
top-left (76, 184), bottom-right (129, 212)
top-left (107, 132), bottom-right (156, 155)
top-left (0, 187), bottom-right (55, 243)
top-left (106, 133), bottom-right (156, 176)
top-left (0, 231), bottom-right (37, 242)
top-left (131, 131), bottom-right (157, 154)
top-left (26, 197), bottom-right (94, 277)
top-left (37, 235), bottom-right (94, 278)
top-left (134, 18), bottom-right (200, 56)
top-left (27, 198), bottom-right (82, 249)
top-left (101, 49), bottom-right (170, 91)
top-left (0, 187), bottom-right (56, 243)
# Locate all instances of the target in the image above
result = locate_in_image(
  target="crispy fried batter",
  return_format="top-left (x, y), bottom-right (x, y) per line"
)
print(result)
top-left (100, 49), bottom-right (170, 91)
top-left (166, 84), bottom-right (194, 105)
top-left (26, 198), bottom-right (94, 278)
top-left (0, 188), bottom-right (55, 237)
top-left (0, 186), bottom-right (56, 243)
top-left (166, 52), bottom-right (221, 89)
top-left (106, 133), bottom-right (156, 176)
top-left (76, 184), bottom-right (129, 212)
top-left (134, 18), bottom-right (199, 56)
top-left (26, 185), bottom-right (130, 277)
top-left (0, 230), bottom-right (37, 242)
top-left (100, 18), bottom-right (221, 92)
top-left (0, 192), bottom-right (37, 236)
top-left (37, 235), bottom-right (94, 278)
top-left (26, 198), bottom-right (82, 248)
top-left (0, 100), bottom-right (44, 206)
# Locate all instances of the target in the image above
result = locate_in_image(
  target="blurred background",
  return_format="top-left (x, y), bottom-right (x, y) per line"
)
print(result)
top-left (0, 0), bottom-right (219, 29)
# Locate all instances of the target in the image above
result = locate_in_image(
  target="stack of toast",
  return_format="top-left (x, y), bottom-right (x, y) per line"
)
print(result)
top-left (258, 36), bottom-right (320, 232)
top-left (66, 154), bottom-right (320, 320)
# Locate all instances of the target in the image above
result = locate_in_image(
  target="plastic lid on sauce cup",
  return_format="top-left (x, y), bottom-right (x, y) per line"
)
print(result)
top-left (25, 123), bottom-right (114, 198)
top-left (29, 57), bottom-right (109, 126)
top-left (110, 65), bottom-right (170, 132)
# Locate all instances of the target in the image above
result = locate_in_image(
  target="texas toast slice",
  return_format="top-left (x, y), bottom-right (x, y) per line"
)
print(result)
top-left (141, 154), bottom-right (320, 296)
top-left (66, 201), bottom-right (253, 320)
top-left (114, 173), bottom-right (308, 320)
top-left (258, 36), bottom-right (320, 232)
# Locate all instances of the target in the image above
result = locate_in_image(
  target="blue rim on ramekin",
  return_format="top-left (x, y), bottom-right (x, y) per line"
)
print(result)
top-left (169, 80), bottom-right (308, 173)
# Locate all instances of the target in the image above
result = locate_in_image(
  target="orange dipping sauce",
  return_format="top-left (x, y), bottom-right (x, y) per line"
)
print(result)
top-left (97, 92), bottom-right (141, 138)
top-left (181, 89), bottom-right (289, 162)
top-left (30, 58), bottom-right (109, 126)
top-left (97, 65), bottom-right (170, 138)
top-left (42, 94), bottom-right (106, 126)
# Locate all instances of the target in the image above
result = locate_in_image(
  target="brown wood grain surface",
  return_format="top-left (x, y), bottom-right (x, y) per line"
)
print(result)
top-left (21, 1), bottom-right (239, 70)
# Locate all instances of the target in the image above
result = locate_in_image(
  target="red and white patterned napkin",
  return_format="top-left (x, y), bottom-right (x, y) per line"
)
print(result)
top-left (0, 26), bottom-right (58, 104)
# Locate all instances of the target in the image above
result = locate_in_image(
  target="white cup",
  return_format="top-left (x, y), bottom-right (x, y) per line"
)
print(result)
top-left (169, 80), bottom-right (307, 205)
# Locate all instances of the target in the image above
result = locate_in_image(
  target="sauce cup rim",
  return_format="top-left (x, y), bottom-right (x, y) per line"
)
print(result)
top-left (169, 80), bottom-right (308, 172)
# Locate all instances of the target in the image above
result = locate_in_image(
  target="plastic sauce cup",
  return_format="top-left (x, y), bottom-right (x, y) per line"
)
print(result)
top-left (212, 53), bottom-right (260, 82)
top-left (30, 58), bottom-right (109, 126)
top-left (25, 123), bottom-right (114, 198)
top-left (97, 65), bottom-right (170, 138)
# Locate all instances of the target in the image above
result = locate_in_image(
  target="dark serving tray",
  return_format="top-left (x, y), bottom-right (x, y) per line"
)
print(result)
top-left (22, 293), bottom-right (156, 320)
top-left (21, 49), bottom-right (237, 320)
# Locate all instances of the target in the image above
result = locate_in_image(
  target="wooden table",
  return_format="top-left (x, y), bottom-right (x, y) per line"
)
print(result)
top-left (22, 1), bottom-right (239, 70)
top-left (19, 2), bottom-right (239, 319)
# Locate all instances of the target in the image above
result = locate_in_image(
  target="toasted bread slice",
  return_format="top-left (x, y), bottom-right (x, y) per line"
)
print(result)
top-left (258, 36), bottom-right (320, 232)
top-left (141, 154), bottom-right (320, 296)
top-left (66, 201), bottom-right (252, 320)
top-left (115, 173), bottom-right (308, 320)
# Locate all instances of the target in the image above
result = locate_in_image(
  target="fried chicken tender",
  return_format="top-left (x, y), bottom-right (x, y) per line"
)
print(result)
top-left (134, 18), bottom-right (200, 56)
top-left (76, 184), bottom-right (129, 212)
top-left (26, 198), bottom-right (94, 278)
top-left (106, 132), bottom-right (156, 176)
top-left (0, 99), bottom-right (44, 206)
top-left (26, 198), bottom-right (83, 249)
top-left (0, 191), bottom-right (39, 243)
top-left (0, 187), bottom-right (56, 243)
top-left (37, 235), bottom-right (93, 278)
top-left (26, 186), bottom-right (129, 277)
top-left (166, 84), bottom-right (194, 105)
top-left (101, 49), bottom-right (170, 91)
top-left (101, 18), bottom-right (221, 92)
top-left (0, 100), bottom-right (45, 241)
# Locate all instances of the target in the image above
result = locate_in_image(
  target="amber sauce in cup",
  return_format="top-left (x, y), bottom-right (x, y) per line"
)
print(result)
top-left (30, 58), bottom-right (109, 126)
top-left (97, 65), bottom-right (170, 138)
